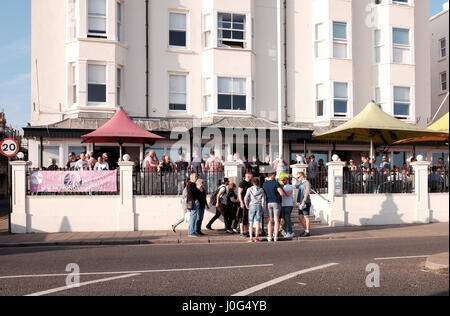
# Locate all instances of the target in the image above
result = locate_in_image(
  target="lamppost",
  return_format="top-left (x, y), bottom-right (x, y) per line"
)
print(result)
top-left (276, 0), bottom-right (286, 178)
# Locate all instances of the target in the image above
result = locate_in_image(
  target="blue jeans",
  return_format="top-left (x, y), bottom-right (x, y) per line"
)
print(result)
top-left (188, 201), bottom-right (200, 235)
top-left (196, 207), bottom-right (205, 233)
top-left (282, 206), bottom-right (293, 234)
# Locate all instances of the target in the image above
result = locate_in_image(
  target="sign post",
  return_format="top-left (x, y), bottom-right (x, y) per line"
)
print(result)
top-left (0, 138), bottom-right (19, 158)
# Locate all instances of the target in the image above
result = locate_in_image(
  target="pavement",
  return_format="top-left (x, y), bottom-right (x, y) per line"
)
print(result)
top-left (426, 252), bottom-right (449, 271)
top-left (0, 221), bottom-right (448, 248)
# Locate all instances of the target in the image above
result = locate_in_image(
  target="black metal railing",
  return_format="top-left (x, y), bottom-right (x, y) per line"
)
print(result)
top-left (133, 170), bottom-right (224, 196)
top-left (343, 169), bottom-right (414, 194)
top-left (307, 168), bottom-right (328, 194)
top-left (26, 169), bottom-right (120, 196)
top-left (428, 168), bottom-right (449, 193)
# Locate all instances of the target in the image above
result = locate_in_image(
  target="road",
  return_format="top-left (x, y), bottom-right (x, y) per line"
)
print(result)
top-left (0, 236), bottom-right (448, 296)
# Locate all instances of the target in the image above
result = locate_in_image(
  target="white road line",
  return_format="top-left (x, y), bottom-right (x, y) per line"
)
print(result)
top-left (374, 255), bottom-right (431, 261)
top-left (25, 273), bottom-right (141, 297)
top-left (231, 263), bottom-right (339, 297)
top-left (0, 264), bottom-right (274, 280)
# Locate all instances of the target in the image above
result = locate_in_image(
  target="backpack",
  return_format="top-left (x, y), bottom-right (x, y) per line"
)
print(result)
top-left (210, 185), bottom-right (226, 207)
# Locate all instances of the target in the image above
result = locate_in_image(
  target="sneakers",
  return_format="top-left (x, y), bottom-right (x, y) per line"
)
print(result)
top-left (226, 230), bottom-right (234, 234)
top-left (285, 233), bottom-right (295, 239)
top-left (267, 237), bottom-right (272, 243)
top-left (254, 238), bottom-right (261, 242)
top-left (274, 237), bottom-right (278, 243)
top-left (188, 233), bottom-right (199, 238)
top-left (248, 238), bottom-right (254, 243)
top-left (196, 231), bottom-right (206, 236)
top-left (300, 231), bottom-right (311, 237)
top-left (206, 225), bottom-right (213, 231)
top-left (233, 229), bottom-right (240, 234)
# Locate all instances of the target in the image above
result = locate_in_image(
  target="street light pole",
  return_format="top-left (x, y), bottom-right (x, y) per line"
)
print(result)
top-left (276, 0), bottom-right (285, 177)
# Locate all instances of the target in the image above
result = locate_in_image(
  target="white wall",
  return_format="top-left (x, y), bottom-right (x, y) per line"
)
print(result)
top-left (429, 193), bottom-right (450, 223)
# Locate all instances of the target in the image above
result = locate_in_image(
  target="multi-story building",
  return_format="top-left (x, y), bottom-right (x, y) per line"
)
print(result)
top-left (24, 0), bottom-right (445, 169)
top-left (430, 1), bottom-right (449, 122)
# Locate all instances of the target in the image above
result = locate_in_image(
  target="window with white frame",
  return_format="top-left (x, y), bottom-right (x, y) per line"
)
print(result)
top-left (169, 12), bottom-right (187, 47)
top-left (88, 64), bottom-right (106, 103)
top-left (203, 14), bottom-right (212, 49)
top-left (393, 86), bottom-right (411, 119)
top-left (169, 74), bottom-right (187, 111)
top-left (88, 0), bottom-right (107, 37)
top-left (43, 146), bottom-right (60, 167)
top-left (316, 83), bottom-right (325, 117)
top-left (68, 0), bottom-right (77, 40)
top-left (334, 82), bottom-right (348, 117)
top-left (218, 77), bottom-right (246, 111)
top-left (440, 38), bottom-right (447, 58)
top-left (315, 23), bottom-right (326, 59)
top-left (203, 78), bottom-right (212, 112)
top-left (71, 63), bottom-right (77, 105)
top-left (218, 13), bottom-right (246, 49)
top-left (116, 68), bottom-right (122, 106)
top-left (393, 28), bottom-right (410, 64)
top-left (117, 2), bottom-right (122, 42)
top-left (374, 29), bottom-right (382, 64)
top-left (333, 22), bottom-right (347, 59)
top-left (441, 72), bottom-right (448, 92)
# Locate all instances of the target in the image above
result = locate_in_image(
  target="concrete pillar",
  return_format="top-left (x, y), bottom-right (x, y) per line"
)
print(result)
top-left (291, 164), bottom-right (308, 187)
top-left (411, 158), bottom-right (431, 224)
top-left (327, 158), bottom-right (346, 227)
top-left (118, 161), bottom-right (135, 231)
top-left (223, 162), bottom-right (243, 185)
top-left (10, 161), bottom-right (29, 233)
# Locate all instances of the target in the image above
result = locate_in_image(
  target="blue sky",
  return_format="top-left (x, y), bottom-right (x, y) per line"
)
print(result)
top-left (0, 0), bottom-right (448, 130)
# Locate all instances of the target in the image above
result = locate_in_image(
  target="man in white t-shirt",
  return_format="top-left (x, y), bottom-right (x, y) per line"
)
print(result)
top-left (94, 156), bottom-right (109, 171)
top-left (281, 176), bottom-right (295, 239)
top-left (74, 153), bottom-right (89, 171)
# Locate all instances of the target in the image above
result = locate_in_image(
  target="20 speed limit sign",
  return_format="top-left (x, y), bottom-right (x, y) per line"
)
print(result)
top-left (0, 138), bottom-right (19, 157)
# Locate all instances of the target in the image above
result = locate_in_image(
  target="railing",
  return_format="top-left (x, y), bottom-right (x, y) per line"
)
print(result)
top-left (307, 168), bottom-right (328, 194)
top-left (26, 169), bottom-right (120, 196)
top-left (133, 170), bottom-right (224, 196)
top-left (428, 168), bottom-right (449, 193)
top-left (343, 169), bottom-right (414, 194)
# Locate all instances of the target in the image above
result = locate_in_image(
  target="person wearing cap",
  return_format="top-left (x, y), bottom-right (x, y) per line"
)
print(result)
top-left (206, 178), bottom-right (230, 232)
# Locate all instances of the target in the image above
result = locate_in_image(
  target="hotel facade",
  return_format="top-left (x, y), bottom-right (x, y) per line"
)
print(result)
top-left (24, 0), bottom-right (447, 169)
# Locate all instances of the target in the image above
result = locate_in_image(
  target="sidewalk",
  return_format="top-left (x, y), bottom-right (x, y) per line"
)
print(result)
top-left (0, 222), bottom-right (448, 248)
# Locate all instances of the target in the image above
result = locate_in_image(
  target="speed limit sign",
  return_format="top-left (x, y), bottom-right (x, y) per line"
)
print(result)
top-left (0, 138), bottom-right (19, 157)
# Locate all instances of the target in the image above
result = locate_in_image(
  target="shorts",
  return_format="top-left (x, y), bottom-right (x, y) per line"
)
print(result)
top-left (298, 202), bottom-right (312, 217)
top-left (267, 203), bottom-right (281, 218)
top-left (248, 205), bottom-right (263, 223)
top-left (237, 207), bottom-right (249, 226)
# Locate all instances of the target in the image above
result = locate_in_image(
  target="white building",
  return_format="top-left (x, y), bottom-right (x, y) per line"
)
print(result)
top-left (430, 1), bottom-right (449, 121)
top-left (25, 0), bottom-right (446, 169)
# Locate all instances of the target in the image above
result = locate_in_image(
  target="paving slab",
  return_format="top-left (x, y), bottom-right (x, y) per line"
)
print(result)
top-left (426, 252), bottom-right (449, 271)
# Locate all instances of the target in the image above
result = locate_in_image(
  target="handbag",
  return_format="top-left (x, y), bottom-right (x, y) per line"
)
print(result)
top-left (184, 211), bottom-right (191, 223)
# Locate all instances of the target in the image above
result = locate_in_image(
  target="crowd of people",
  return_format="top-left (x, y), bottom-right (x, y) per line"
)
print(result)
top-left (43, 152), bottom-right (111, 171)
top-left (173, 171), bottom-right (313, 243)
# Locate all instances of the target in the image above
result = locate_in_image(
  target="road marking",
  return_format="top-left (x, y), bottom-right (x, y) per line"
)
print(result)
top-left (231, 263), bottom-right (339, 297)
top-left (25, 273), bottom-right (141, 297)
top-left (296, 282), bottom-right (307, 286)
top-left (0, 264), bottom-right (274, 280)
top-left (374, 255), bottom-right (431, 261)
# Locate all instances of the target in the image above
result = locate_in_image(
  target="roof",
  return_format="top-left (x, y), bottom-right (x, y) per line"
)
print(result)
top-left (314, 102), bottom-right (446, 145)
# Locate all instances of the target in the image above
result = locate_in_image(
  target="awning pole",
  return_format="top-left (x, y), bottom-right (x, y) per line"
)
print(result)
top-left (370, 137), bottom-right (374, 167)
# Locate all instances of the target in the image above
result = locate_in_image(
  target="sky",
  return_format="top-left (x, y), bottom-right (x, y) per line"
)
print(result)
top-left (0, 0), bottom-right (448, 130)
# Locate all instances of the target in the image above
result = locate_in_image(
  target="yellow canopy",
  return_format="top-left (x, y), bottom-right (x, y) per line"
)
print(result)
top-left (394, 112), bottom-right (449, 144)
top-left (314, 102), bottom-right (445, 145)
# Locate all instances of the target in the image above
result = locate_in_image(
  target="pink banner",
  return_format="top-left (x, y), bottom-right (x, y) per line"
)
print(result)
top-left (30, 171), bottom-right (118, 193)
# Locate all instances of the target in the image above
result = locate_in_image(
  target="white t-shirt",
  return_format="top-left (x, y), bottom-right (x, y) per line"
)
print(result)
top-left (94, 162), bottom-right (109, 171)
top-left (282, 184), bottom-right (294, 207)
top-left (75, 159), bottom-right (89, 171)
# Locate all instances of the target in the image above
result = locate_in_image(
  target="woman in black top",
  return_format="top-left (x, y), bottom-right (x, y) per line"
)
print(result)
top-left (226, 183), bottom-right (240, 233)
top-left (196, 179), bottom-right (209, 236)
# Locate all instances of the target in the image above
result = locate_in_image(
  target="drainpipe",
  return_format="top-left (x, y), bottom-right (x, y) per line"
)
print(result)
top-left (145, 0), bottom-right (150, 118)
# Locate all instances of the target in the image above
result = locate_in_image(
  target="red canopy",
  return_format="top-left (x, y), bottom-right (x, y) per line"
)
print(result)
top-left (81, 107), bottom-right (164, 145)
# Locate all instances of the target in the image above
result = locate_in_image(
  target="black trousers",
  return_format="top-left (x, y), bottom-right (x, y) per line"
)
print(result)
top-left (207, 203), bottom-right (227, 229)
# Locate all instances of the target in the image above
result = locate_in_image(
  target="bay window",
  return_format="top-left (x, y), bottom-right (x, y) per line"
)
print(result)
top-left (393, 28), bottom-right (410, 64)
top-left (88, 64), bottom-right (107, 103)
top-left (394, 86), bottom-right (411, 119)
top-left (218, 77), bottom-right (247, 111)
top-left (88, 0), bottom-right (107, 38)
top-left (169, 74), bottom-right (187, 111)
top-left (218, 13), bottom-right (246, 49)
